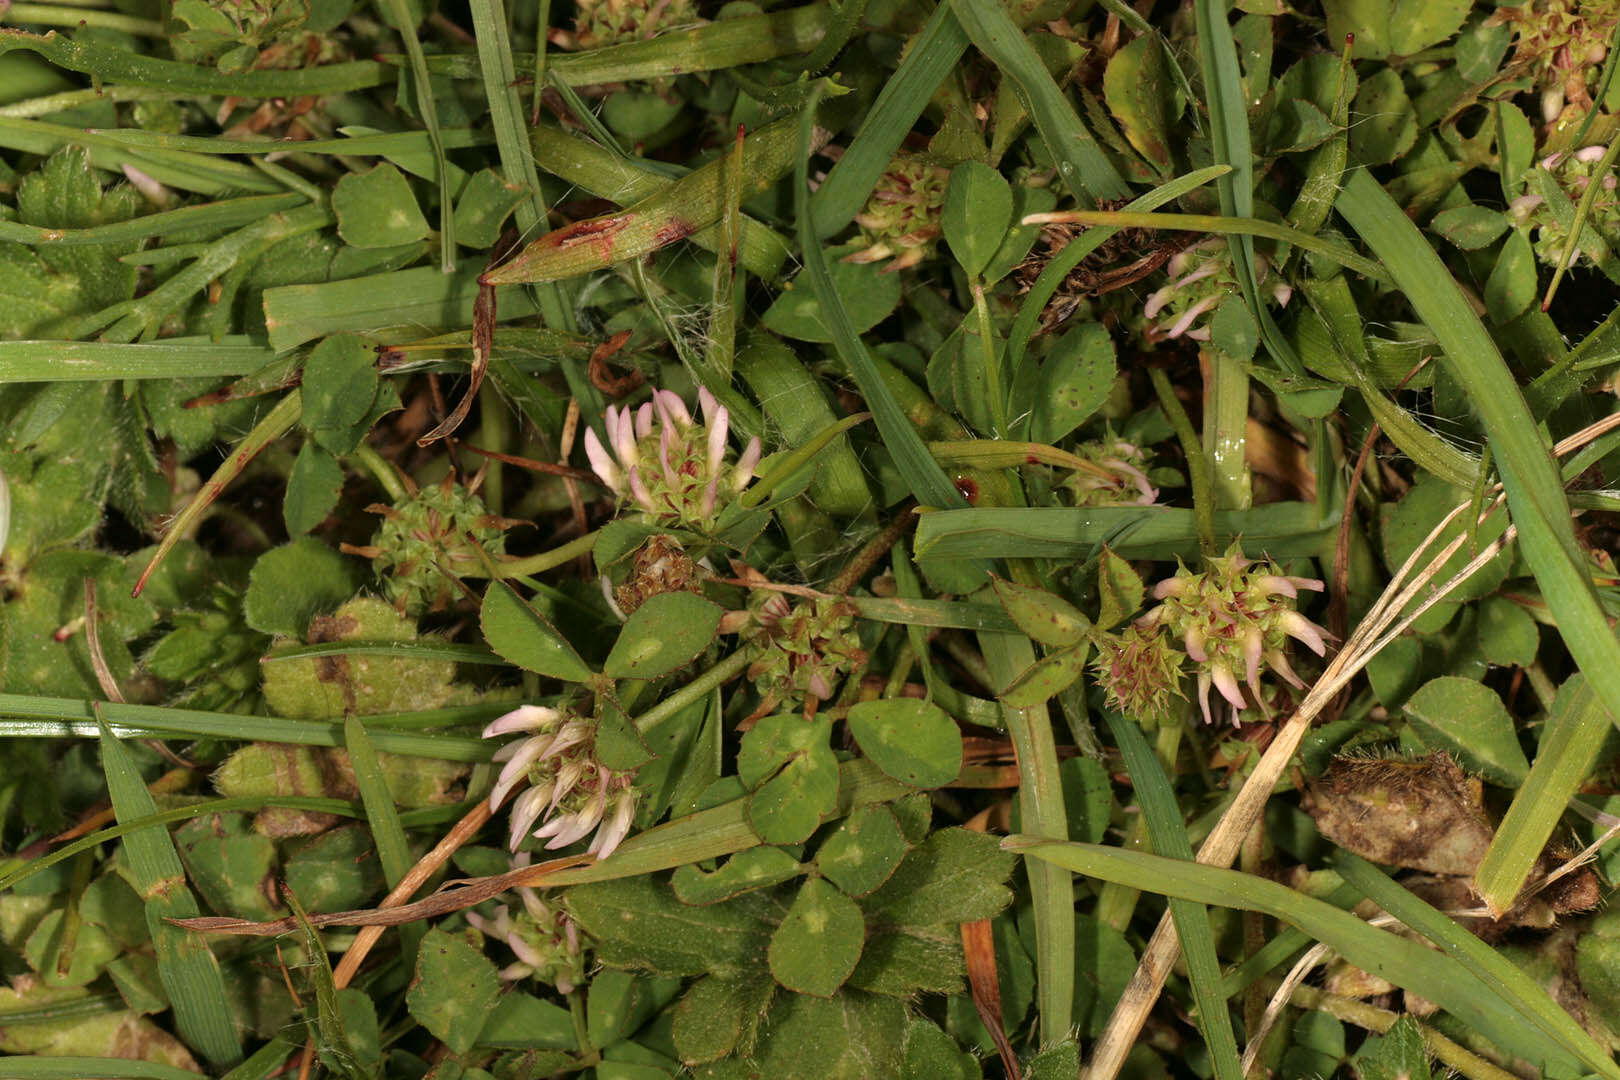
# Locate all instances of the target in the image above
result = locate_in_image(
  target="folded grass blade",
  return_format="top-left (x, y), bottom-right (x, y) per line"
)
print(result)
top-left (1009, 839), bottom-right (1592, 1075)
top-left (95, 714), bottom-right (242, 1068)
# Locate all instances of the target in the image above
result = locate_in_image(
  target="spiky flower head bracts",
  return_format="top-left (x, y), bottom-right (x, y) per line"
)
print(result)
top-left (345, 474), bottom-right (508, 616)
top-left (584, 388), bottom-right (762, 533)
top-left (1135, 545), bottom-right (1328, 725)
top-left (1485, 0), bottom-right (1619, 123)
top-left (464, 862), bottom-right (587, 990)
top-left (1141, 237), bottom-right (1292, 342)
top-left (484, 704), bottom-right (639, 861)
top-left (746, 595), bottom-right (867, 709)
top-left (1063, 434), bottom-right (1159, 508)
top-left (560, 0), bottom-right (701, 49)
top-left (1092, 625), bottom-right (1188, 728)
top-left (847, 155), bottom-right (950, 272)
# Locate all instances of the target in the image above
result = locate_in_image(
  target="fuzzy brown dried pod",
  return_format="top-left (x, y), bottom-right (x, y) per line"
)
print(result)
top-left (1303, 751), bottom-right (1495, 877)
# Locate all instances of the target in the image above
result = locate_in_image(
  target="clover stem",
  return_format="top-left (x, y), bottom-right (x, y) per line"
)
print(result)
top-left (351, 442), bottom-right (409, 502)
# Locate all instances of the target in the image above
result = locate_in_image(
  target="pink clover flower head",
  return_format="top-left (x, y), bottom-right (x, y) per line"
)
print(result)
top-left (481, 702), bottom-right (640, 860)
top-left (1137, 543), bottom-right (1330, 725)
top-left (586, 389), bottom-right (762, 531)
top-left (1141, 238), bottom-right (1292, 342)
top-left (848, 154), bottom-right (950, 271)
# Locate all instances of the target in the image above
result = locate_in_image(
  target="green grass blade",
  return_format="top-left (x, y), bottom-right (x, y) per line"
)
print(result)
top-left (1027, 209), bottom-right (1389, 284)
top-left (913, 502), bottom-right (1338, 562)
top-left (1105, 714), bottom-right (1242, 1080)
top-left (94, 715), bottom-right (242, 1068)
top-left (370, 0), bottom-right (455, 270)
top-left (0, 693), bottom-right (498, 760)
top-left (343, 713), bottom-right (425, 969)
top-left (1300, 278), bottom-right (1479, 488)
top-left (0, 28), bottom-right (390, 95)
top-left (950, 0), bottom-right (1127, 203)
top-left (1337, 170), bottom-right (1620, 743)
top-left (466, 0), bottom-right (574, 336)
top-left (809, 1), bottom-right (968, 237)
top-left (1334, 852), bottom-right (1620, 1079)
top-left (218, 1038), bottom-right (298, 1080)
top-left (795, 86), bottom-right (965, 511)
top-left (0, 193), bottom-right (306, 246)
top-left (1009, 839), bottom-right (1586, 1074)
top-left (529, 124), bottom-right (791, 278)
top-left (0, 116), bottom-right (282, 194)
top-left (0, 1059), bottom-right (206, 1078)
top-left (1473, 675), bottom-right (1610, 915)
top-left (980, 629), bottom-right (1072, 1046)
top-left (488, 113), bottom-right (810, 286)
top-left (0, 339), bottom-right (276, 381)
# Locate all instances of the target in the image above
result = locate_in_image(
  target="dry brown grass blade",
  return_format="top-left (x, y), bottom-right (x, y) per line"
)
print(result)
top-left (962, 918), bottom-right (1021, 1080)
top-left (170, 848), bottom-right (596, 936)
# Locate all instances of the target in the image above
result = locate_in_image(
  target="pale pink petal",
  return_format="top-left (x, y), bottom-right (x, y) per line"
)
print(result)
top-left (659, 423), bottom-right (679, 487)
top-left (508, 785), bottom-right (551, 849)
top-left (1211, 662), bottom-right (1245, 712)
top-left (584, 426), bottom-right (623, 492)
top-left (507, 934), bottom-right (545, 968)
top-left (707, 408), bottom-right (729, 476)
top-left (1152, 576), bottom-right (1188, 600)
top-left (700, 476), bottom-right (718, 519)
top-left (1166, 295), bottom-right (1219, 339)
top-left (636, 402), bottom-right (654, 439)
top-left (1280, 610), bottom-right (1328, 656)
top-left (1266, 648), bottom-right (1305, 689)
top-left (628, 466), bottom-right (656, 512)
top-left (1196, 670), bottom-right (1215, 726)
top-left (1142, 284), bottom-right (1177, 320)
top-left (589, 793), bottom-right (636, 859)
top-left (1243, 627), bottom-right (1264, 697)
top-left (1184, 623), bottom-right (1207, 663)
top-left (698, 385), bottom-right (718, 425)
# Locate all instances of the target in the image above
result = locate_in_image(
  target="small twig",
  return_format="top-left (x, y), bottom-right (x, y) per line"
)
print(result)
top-left (827, 511), bottom-right (914, 596)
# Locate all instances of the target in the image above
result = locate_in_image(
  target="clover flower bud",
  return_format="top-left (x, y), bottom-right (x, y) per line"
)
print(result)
top-left (848, 155), bottom-right (950, 272)
top-left (587, 389), bottom-right (761, 531)
top-left (1092, 625), bottom-right (1188, 727)
top-left (1141, 237), bottom-right (1291, 342)
top-left (1063, 435), bottom-right (1161, 508)
top-left (344, 474), bottom-right (510, 616)
top-left (746, 596), bottom-right (867, 712)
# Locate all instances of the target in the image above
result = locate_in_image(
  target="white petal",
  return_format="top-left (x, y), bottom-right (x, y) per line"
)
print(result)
top-left (731, 436), bottom-right (762, 492)
top-left (482, 704), bottom-right (561, 740)
top-left (489, 735), bottom-right (552, 810)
